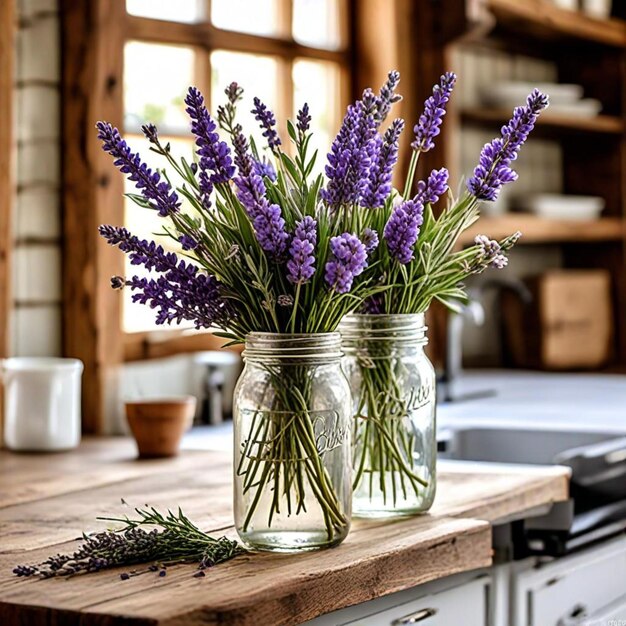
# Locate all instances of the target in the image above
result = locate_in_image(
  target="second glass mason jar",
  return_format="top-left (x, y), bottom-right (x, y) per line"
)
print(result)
top-left (339, 314), bottom-right (436, 517)
top-left (233, 333), bottom-right (352, 552)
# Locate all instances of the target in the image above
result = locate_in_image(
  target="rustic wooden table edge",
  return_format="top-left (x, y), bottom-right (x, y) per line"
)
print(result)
top-left (0, 438), bottom-right (570, 626)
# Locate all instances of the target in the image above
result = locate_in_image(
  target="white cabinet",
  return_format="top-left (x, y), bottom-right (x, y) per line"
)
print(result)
top-left (510, 535), bottom-right (626, 626)
top-left (306, 572), bottom-right (490, 626)
top-left (307, 536), bottom-right (626, 626)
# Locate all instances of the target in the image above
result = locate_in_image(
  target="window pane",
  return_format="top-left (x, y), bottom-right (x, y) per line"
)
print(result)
top-left (126, 0), bottom-right (205, 23)
top-left (211, 50), bottom-right (280, 150)
top-left (293, 59), bottom-right (342, 175)
top-left (293, 0), bottom-right (342, 50)
top-left (124, 42), bottom-right (195, 135)
top-left (211, 0), bottom-right (280, 36)
top-left (123, 135), bottom-right (195, 333)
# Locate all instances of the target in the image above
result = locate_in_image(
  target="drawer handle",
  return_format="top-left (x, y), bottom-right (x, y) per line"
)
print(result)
top-left (391, 608), bottom-right (438, 625)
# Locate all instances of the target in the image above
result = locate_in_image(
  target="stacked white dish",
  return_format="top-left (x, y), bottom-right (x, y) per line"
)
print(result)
top-left (480, 82), bottom-right (602, 118)
top-left (511, 194), bottom-right (606, 220)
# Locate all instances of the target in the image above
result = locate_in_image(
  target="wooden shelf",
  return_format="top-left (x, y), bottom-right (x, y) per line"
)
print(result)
top-left (461, 108), bottom-right (624, 135)
top-left (459, 215), bottom-right (626, 245)
top-left (487, 0), bottom-right (626, 47)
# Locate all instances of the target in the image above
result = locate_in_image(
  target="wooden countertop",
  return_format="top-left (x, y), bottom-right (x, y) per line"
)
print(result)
top-left (0, 437), bottom-right (569, 626)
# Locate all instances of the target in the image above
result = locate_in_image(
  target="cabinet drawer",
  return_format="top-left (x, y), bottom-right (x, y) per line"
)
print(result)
top-left (512, 535), bottom-right (626, 626)
top-left (342, 576), bottom-right (489, 626)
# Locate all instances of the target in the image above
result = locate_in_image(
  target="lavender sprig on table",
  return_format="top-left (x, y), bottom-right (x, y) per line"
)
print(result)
top-left (13, 507), bottom-right (244, 579)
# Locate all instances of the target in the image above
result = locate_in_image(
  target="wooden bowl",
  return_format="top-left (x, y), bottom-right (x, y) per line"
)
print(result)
top-left (125, 396), bottom-right (196, 458)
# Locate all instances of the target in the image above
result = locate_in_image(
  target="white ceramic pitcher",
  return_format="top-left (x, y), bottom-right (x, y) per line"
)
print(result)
top-left (2, 358), bottom-right (83, 451)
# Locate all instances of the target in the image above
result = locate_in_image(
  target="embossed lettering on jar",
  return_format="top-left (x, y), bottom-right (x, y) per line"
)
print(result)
top-left (233, 333), bottom-right (352, 552)
top-left (339, 314), bottom-right (436, 517)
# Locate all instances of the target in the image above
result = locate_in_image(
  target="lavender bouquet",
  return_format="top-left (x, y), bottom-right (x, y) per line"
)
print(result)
top-left (98, 69), bottom-right (547, 538)
top-left (98, 84), bottom-right (386, 550)
top-left (336, 72), bottom-right (548, 514)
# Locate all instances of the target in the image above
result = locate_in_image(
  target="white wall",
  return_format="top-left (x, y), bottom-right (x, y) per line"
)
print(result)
top-left (11, 0), bottom-right (62, 357)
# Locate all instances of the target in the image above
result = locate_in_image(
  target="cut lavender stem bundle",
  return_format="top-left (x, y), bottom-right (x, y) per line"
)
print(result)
top-left (13, 507), bottom-right (244, 579)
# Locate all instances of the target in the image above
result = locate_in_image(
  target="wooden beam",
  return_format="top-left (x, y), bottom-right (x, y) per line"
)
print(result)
top-left (126, 15), bottom-right (349, 64)
top-left (61, 0), bottom-right (126, 433)
top-left (0, 0), bottom-right (16, 444)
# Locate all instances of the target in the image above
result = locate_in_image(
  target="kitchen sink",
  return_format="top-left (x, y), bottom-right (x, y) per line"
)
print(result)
top-left (439, 426), bottom-right (622, 465)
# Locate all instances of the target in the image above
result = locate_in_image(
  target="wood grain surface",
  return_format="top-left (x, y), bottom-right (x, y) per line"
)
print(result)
top-left (0, 438), bottom-right (569, 625)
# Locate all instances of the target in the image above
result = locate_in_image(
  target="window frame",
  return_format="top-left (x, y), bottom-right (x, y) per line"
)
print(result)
top-left (62, 0), bottom-right (352, 431)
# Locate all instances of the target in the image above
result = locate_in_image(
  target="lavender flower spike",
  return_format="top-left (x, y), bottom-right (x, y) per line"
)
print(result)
top-left (411, 72), bottom-right (456, 153)
top-left (375, 70), bottom-right (402, 125)
top-left (252, 97), bottom-right (281, 150)
top-left (287, 216), bottom-right (317, 284)
top-left (96, 122), bottom-right (181, 217)
top-left (416, 167), bottom-right (449, 205)
top-left (362, 227), bottom-right (379, 253)
top-left (297, 103), bottom-right (311, 134)
top-left (362, 118), bottom-right (404, 208)
top-left (322, 90), bottom-right (378, 207)
top-left (324, 233), bottom-right (367, 293)
top-left (467, 89), bottom-right (549, 201)
top-left (325, 233), bottom-right (368, 294)
top-left (99, 225), bottom-right (228, 329)
top-left (384, 200), bottom-right (424, 264)
top-left (185, 87), bottom-right (236, 190)
top-left (252, 201), bottom-right (289, 258)
top-left (253, 157), bottom-right (277, 182)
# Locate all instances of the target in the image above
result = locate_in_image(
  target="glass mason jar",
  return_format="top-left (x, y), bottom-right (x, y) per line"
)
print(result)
top-left (339, 314), bottom-right (436, 517)
top-left (233, 333), bottom-right (352, 552)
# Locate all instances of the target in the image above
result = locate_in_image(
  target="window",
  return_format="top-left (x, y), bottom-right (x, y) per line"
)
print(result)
top-left (121, 0), bottom-right (350, 336)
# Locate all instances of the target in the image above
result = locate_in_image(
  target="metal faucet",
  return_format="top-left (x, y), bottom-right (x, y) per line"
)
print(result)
top-left (441, 277), bottom-right (532, 402)
top-left (442, 290), bottom-right (485, 402)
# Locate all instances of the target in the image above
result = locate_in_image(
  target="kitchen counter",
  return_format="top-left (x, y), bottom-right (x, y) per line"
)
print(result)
top-left (0, 438), bottom-right (569, 626)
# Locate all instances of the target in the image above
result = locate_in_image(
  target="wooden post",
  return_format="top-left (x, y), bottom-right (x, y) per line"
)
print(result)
top-left (61, 0), bottom-right (126, 433)
top-left (0, 0), bottom-right (16, 442)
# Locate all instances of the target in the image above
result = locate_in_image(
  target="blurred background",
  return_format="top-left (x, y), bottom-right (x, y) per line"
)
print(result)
top-left (1, 0), bottom-right (626, 433)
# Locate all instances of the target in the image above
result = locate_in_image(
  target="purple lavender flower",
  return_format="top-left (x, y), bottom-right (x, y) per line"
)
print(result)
top-left (252, 97), bottom-right (281, 150)
top-left (362, 118), bottom-right (404, 208)
top-left (232, 128), bottom-right (254, 178)
top-left (225, 82), bottom-right (243, 105)
top-left (362, 227), bottom-right (379, 253)
top-left (322, 90), bottom-right (378, 207)
top-left (297, 103), bottom-right (311, 134)
top-left (230, 130), bottom-right (288, 256)
top-left (324, 233), bottom-right (368, 294)
top-left (383, 200), bottom-right (424, 264)
top-left (411, 72), bottom-right (456, 153)
top-left (99, 225), bottom-right (228, 329)
top-left (467, 89), bottom-right (549, 201)
top-left (287, 216), bottom-right (317, 284)
top-left (252, 201), bottom-right (289, 257)
top-left (179, 234), bottom-right (198, 251)
top-left (415, 168), bottom-right (449, 205)
top-left (375, 70), bottom-right (402, 125)
top-left (474, 234), bottom-right (508, 269)
top-left (253, 157), bottom-right (277, 182)
top-left (96, 122), bottom-right (181, 217)
top-left (185, 87), bottom-right (236, 195)
top-left (141, 123), bottom-right (159, 145)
